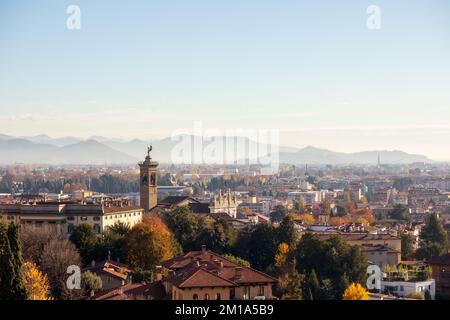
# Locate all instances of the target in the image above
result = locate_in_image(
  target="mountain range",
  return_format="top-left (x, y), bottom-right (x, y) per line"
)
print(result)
top-left (0, 134), bottom-right (433, 165)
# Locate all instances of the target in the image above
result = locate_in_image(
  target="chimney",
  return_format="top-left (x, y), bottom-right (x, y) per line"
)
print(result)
top-left (201, 245), bottom-right (207, 254)
top-left (218, 260), bottom-right (224, 273)
top-left (155, 266), bottom-right (163, 281)
top-left (235, 267), bottom-right (242, 279)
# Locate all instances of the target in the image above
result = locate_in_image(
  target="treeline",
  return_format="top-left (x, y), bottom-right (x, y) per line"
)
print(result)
top-left (0, 173), bottom-right (175, 194)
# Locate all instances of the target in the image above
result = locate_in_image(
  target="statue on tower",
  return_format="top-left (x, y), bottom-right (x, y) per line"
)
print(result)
top-left (147, 145), bottom-right (152, 160)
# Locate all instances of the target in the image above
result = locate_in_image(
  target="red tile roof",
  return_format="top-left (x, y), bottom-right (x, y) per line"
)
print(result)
top-left (160, 248), bottom-right (277, 288)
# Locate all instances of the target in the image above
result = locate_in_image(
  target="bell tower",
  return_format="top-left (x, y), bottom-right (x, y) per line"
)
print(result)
top-left (139, 146), bottom-right (158, 212)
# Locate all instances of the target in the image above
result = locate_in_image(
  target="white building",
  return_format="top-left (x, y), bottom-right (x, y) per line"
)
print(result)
top-left (381, 279), bottom-right (435, 299)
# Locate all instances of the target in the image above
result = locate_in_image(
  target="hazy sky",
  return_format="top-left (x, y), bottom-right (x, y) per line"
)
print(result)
top-left (0, 0), bottom-right (449, 160)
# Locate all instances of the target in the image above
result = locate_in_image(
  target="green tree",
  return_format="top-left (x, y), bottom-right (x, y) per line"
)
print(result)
top-left (416, 213), bottom-right (448, 260)
top-left (82, 271), bottom-right (103, 297)
top-left (276, 215), bottom-right (298, 249)
top-left (195, 219), bottom-right (236, 254)
top-left (0, 223), bottom-right (19, 300)
top-left (222, 254), bottom-right (251, 267)
top-left (270, 205), bottom-right (288, 223)
top-left (303, 270), bottom-right (320, 300)
top-left (401, 233), bottom-right (415, 260)
top-left (388, 205), bottom-right (411, 222)
top-left (233, 222), bottom-right (277, 271)
top-left (293, 233), bottom-right (367, 299)
top-left (6, 223), bottom-right (27, 300)
top-left (69, 224), bottom-right (98, 264)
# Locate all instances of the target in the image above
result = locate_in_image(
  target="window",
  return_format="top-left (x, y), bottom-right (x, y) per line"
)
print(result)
top-left (193, 294), bottom-right (198, 300)
top-left (67, 217), bottom-right (75, 221)
top-left (204, 294), bottom-right (210, 300)
top-left (400, 286), bottom-right (404, 291)
top-left (258, 285), bottom-right (265, 296)
top-left (67, 224), bottom-right (74, 234)
top-left (80, 217), bottom-right (88, 221)
top-left (243, 287), bottom-right (250, 300)
top-left (216, 293), bottom-right (221, 300)
top-left (94, 224), bottom-right (101, 234)
top-left (93, 217), bottom-right (100, 221)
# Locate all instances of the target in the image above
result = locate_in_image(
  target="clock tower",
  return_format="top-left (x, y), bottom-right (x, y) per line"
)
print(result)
top-left (139, 146), bottom-right (158, 212)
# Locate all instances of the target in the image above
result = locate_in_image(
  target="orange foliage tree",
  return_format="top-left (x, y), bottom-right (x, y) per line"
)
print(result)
top-left (342, 283), bottom-right (369, 300)
top-left (274, 243), bottom-right (289, 268)
top-left (22, 261), bottom-right (51, 300)
top-left (124, 216), bottom-right (178, 271)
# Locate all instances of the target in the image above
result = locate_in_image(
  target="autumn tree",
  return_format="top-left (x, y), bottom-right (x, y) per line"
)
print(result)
top-left (124, 216), bottom-right (177, 271)
top-left (40, 238), bottom-right (82, 300)
top-left (22, 261), bottom-right (51, 300)
top-left (274, 243), bottom-right (290, 269)
top-left (21, 225), bottom-right (61, 266)
top-left (342, 283), bottom-right (369, 300)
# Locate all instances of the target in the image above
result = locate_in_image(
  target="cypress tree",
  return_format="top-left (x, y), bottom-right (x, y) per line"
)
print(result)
top-left (0, 223), bottom-right (16, 299)
top-left (7, 223), bottom-right (27, 300)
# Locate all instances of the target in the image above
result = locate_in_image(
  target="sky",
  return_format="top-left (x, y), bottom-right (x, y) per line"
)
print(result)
top-left (0, 0), bottom-right (449, 160)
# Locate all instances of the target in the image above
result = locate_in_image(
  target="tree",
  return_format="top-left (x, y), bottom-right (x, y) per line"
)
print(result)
top-left (222, 254), bottom-right (251, 267)
top-left (40, 238), bottom-right (82, 299)
top-left (82, 271), bottom-right (103, 297)
top-left (0, 222), bottom-right (19, 300)
top-left (294, 233), bottom-right (367, 299)
top-left (124, 216), bottom-right (177, 271)
top-left (342, 283), bottom-right (369, 300)
top-left (164, 207), bottom-right (236, 253)
top-left (94, 222), bottom-right (131, 263)
top-left (233, 222), bottom-right (277, 272)
top-left (163, 206), bottom-right (202, 250)
top-left (22, 261), bottom-right (51, 300)
top-left (424, 290), bottom-right (432, 300)
top-left (401, 233), bottom-right (415, 260)
top-left (299, 214), bottom-right (315, 226)
top-left (20, 225), bottom-right (61, 266)
top-left (416, 213), bottom-right (448, 260)
top-left (274, 243), bottom-right (290, 269)
top-left (276, 215), bottom-right (298, 249)
top-left (295, 196), bottom-right (306, 213)
top-left (388, 205), bottom-right (411, 222)
top-left (195, 218), bottom-right (237, 254)
top-left (69, 224), bottom-right (98, 264)
top-left (6, 223), bottom-right (27, 300)
top-left (277, 269), bottom-right (303, 300)
top-left (303, 270), bottom-right (320, 300)
top-left (270, 205), bottom-right (288, 223)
